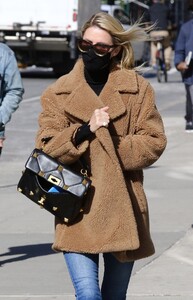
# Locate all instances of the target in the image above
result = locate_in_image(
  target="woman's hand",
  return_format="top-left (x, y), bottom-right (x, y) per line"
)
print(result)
top-left (89, 106), bottom-right (110, 133)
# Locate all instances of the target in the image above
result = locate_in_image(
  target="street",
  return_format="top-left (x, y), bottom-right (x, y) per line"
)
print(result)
top-left (0, 66), bottom-right (193, 299)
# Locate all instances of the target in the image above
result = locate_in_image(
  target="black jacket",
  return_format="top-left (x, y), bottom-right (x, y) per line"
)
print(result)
top-left (149, 3), bottom-right (170, 30)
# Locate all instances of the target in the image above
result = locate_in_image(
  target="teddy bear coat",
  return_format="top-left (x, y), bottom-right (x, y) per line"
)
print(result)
top-left (36, 59), bottom-right (167, 262)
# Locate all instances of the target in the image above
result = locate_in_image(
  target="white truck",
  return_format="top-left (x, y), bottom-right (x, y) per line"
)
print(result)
top-left (0, 0), bottom-right (101, 75)
top-left (0, 0), bottom-right (146, 75)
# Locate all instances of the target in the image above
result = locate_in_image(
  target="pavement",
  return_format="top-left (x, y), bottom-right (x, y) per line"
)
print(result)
top-left (0, 67), bottom-right (193, 299)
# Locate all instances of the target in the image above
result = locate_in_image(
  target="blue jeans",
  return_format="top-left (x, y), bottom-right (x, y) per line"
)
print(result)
top-left (64, 252), bottom-right (134, 300)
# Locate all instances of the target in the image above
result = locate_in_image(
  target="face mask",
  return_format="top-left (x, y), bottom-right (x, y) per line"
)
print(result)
top-left (82, 49), bottom-right (111, 72)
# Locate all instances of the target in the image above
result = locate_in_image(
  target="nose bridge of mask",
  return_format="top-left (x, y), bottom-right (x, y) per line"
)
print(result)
top-left (82, 49), bottom-right (111, 72)
top-left (85, 43), bottom-right (101, 55)
top-left (87, 47), bottom-right (99, 58)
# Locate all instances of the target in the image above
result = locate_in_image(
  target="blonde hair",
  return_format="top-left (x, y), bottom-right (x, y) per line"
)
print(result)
top-left (81, 12), bottom-right (151, 70)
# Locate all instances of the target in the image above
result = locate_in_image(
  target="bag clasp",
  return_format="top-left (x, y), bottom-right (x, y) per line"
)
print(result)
top-left (48, 174), bottom-right (61, 186)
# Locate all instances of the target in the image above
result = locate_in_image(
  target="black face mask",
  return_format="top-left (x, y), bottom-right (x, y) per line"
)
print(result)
top-left (82, 49), bottom-right (111, 72)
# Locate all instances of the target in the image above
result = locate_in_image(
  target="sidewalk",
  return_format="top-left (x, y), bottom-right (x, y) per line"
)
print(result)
top-left (129, 229), bottom-right (193, 299)
top-left (1, 69), bottom-right (193, 299)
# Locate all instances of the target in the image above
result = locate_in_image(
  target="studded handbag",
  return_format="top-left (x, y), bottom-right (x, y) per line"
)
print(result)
top-left (17, 148), bottom-right (91, 224)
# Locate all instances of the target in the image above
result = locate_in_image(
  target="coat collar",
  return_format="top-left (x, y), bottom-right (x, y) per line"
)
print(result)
top-left (53, 59), bottom-right (139, 123)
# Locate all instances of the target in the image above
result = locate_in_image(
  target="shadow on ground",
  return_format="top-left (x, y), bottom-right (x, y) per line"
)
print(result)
top-left (0, 243), bottom-right (54, 266)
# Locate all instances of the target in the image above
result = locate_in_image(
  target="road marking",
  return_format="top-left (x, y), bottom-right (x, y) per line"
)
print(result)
top-left (23, 96), bottom-right (40, 103)
top-left (158, 97), bottom-right (183, 112)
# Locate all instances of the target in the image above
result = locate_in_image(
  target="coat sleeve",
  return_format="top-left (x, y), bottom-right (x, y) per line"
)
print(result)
top-left (111, 83), bottom-right (167, 171)
top-left (0, 46), bottom-right (24, 134)
top-left (174, 25), bottom-right (186, 66)
top-left (35, 87), bottom-right (89, 164)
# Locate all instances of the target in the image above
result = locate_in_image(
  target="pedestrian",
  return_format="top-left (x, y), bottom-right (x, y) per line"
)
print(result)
top-left (0, 43), bottom-right (24, 155)
top-left (174, 0), bottom-right (193, 132)
top-left (148, 0), bottom-right (172, 70)
top-left (36, 12), bottom-right (167, 299)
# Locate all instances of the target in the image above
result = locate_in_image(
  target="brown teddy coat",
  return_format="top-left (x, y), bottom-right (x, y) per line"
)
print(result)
top-left (36, 59), bottom-right (167, 262)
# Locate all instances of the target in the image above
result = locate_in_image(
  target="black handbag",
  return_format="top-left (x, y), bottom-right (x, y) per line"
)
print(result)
top-left (17, 148), bottom-right (91, 224)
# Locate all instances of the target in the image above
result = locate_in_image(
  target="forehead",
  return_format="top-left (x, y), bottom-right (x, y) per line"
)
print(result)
top-left (83, 26), bottom-right (113, 44)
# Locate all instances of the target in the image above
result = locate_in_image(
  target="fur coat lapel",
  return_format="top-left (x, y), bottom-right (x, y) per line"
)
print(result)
top-left (52, 59), bottom-right (140, 168)
top-left (53, 59), bottom-right (139, 122)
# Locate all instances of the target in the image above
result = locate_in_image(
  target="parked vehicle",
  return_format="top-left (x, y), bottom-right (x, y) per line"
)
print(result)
top-left (101, 4), bottom-right (131, 28)
top-left (0, 0), bottom-right (101, 75)
top-left (0, 0), bottom-right (148, 75)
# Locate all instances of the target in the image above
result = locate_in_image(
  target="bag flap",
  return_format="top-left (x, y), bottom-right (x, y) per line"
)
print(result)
top-left (25, 149), bottom-right (91, 197)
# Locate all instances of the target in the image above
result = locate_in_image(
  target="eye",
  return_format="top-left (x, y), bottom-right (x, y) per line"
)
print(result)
top-left (81, 40), bottom-right (91, 47)
top-left (81, 40), bottom-right (91, 46)
top-left (78, 39), bottom-right (92, 52)
top-left (95, 44), bottom-right (110, 52)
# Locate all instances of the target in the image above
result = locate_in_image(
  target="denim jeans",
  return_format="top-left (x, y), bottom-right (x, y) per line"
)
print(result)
top-left (64, 252), bottom-right (134, 300)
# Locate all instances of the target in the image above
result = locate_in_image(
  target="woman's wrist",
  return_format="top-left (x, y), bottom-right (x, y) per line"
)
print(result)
top-left (74, 123), bottom-right (94, 145)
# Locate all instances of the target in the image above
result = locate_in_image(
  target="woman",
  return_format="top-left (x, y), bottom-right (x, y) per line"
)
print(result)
top-left (36, 12), bottom-right (167, 300)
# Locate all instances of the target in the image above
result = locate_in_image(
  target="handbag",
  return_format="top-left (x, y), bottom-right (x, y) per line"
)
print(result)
top-left (17, 148), bottom-right (91, 224)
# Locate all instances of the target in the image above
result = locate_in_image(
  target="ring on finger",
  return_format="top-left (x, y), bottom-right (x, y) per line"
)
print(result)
top-left (103, 121), bottom-right (108, 127)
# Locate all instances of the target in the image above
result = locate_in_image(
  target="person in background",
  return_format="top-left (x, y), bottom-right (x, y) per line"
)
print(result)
top-left (174, 0), bottom-right (193, 132)
top-left (0, 43), bottom-right (24, 156)
top-left (36, 12), bottom-right (167, 299)
top-left (148, 0), bottom-right (173, 70)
